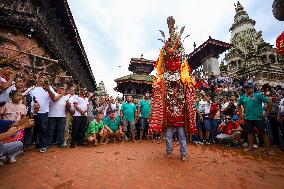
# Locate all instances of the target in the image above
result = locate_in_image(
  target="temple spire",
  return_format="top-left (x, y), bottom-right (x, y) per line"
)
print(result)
top-left (235, 1), bottom-right (244, 12)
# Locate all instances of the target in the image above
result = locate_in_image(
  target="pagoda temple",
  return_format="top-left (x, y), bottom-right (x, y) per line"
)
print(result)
top-left (114, 55), bottom-right (155, 99)
top-left (187, 37), bottom-right (232, 75)
top-left (222, 1), bottom-right (284, 86)
top-left (0, 0), bottom-right (96, 91)
top-left (95, 81), bottom-right (107, 97)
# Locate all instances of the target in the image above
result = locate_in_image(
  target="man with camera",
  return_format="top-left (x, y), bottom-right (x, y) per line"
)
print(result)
top-left (216, 115), bottom-right (243, 148)
top-left (0, 64), bottom-right (17, 106)
top-left (27, 73), bottom-right (56, 153)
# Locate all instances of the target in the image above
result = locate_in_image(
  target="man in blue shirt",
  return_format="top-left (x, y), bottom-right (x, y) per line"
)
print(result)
top-left (238, 83), bottom-right (273, 155)
top-left (137, 93), bottom-right (151, 142)
top-left (104, 110), bottom-right (124, 143)
top-left (120, 95), bottom-right (137, 142)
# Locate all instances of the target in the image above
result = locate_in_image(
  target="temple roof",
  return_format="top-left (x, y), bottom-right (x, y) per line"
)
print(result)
top-left (128, 55), bottom-right (156, 74)
top-left (50, 0), bottom-right (96, 88)
top-left (0, 0), bottom-right (96, 91)
top-left (187, 37), bottom-right (232, 70)
top-left (115, 73), bottom-right (155, 84)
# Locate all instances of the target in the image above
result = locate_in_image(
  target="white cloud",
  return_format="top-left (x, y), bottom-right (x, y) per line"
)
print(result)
top-left (69, 0), bottom-right (282, 96)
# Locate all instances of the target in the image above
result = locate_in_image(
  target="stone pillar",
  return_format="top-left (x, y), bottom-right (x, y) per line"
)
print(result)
top-left (202, 57), bottom-right (220, 75)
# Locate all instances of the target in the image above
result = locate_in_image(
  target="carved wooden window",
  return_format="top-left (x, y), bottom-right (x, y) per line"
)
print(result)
top-left (136, 89), bottom-right (141, 95)
top-left (269, 54), bottom-right (276, 64)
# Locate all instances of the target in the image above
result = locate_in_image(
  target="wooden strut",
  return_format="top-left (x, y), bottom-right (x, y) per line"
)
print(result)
top-left (0, 45), bottom-right (60, 94)
top-left (0, 45), bottom-right (38, 64)
top-left (0, 46), bottom-right (59, 64)
top-left (0, 57), bottom-right (58, 93)
top-left (0, 45), bottom-right (77, 95)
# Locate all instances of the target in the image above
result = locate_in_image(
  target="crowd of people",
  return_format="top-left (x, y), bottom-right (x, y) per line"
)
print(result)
top-left (0, 63), bottom-right (284, 165)
top-left (193, 73), bottom-right (284, 155)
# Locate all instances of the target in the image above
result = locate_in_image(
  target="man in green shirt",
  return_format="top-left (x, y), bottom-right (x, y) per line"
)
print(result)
top-left (85, 112), bottom-right (106, 146)
top-left (104, 110), bottom-right (124, 143)
top-left (137, 93), bottom-right (151, 142)
top-left (238, 83), bottom-right (273, 155)
top-left (120, 95), bottom-right (137, 142)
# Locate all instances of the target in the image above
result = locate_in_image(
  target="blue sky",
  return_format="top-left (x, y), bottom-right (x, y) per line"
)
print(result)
top-left (68, 0), bottom-right (283, 96)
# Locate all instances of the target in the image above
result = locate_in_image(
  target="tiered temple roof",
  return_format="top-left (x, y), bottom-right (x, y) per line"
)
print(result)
top-left (187, 37), bottom-right (232, 70)
top-left (115, 55), bottom-right (155, 98)
top-left (223, 1), bottom-right (284, 86)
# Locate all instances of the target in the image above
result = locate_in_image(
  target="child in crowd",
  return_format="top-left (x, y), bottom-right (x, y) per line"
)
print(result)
top-left (0, 90), bottom-right (27, 143)
top-left (85, 112), bottom-right (107, 146)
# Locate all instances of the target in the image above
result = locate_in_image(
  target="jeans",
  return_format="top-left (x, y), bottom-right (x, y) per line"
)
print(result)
top-left (210, 119), bottom-right (221, 141)
top-left (166, 127), bottom-right (186, 156)
top-left (23, 127), bottom-right (33, 147)
top-left (279, 118), bottom-right (284, 146)
top-left (192, 134), bottom-right (198, 142)
top-left (71, 116), bottom-right (87, 145)
top-left (48, 117), bottom-right (66, 147)
top-left (268, 117), bottom-right (281, 146)
top-left (203, 118), bottom-right (211, 131)
top-left (34, 113), bottom-right (49, 148)
top-left (196, 114), bottom-right (201, 129)
top-left (140, 118), bottom-right (149, 130)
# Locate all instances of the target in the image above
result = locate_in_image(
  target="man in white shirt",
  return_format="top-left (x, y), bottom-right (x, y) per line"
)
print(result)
top-left (0, 64), bottom-right (16, 105)
top-left (109, 96), bottom-right (117, 116)
top-left (27, 74), bottom-right (56, 153)
top-left (199, 92), bottom-right (211, 144)
top-left (48, 85), bottom-right (70, 148)
top-left (70, 88), bottom-right (89, 148)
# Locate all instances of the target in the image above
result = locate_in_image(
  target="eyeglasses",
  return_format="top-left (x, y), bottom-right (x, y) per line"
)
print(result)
top-left (225, 118), bottom-right (231, 120)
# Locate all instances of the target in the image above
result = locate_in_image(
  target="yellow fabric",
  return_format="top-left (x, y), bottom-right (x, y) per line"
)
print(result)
top-left (156, 49), bottom-right (164, 75)
top-left (180, 59), bottom-right (194, 86)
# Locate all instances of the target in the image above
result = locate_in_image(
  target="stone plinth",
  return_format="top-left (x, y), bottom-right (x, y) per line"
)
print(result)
top-left (202, 57), bottom-right (220, 75)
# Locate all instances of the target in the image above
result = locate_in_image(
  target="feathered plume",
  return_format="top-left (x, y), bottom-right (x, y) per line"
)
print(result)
top-left (159, 30), bottom-right (166, 42)
top-left (159, 30), bottom-right (165, 38)
top-left (182, 34), bottom-right (190, 43)
top-left (180, 26), bottom-right (185, 36)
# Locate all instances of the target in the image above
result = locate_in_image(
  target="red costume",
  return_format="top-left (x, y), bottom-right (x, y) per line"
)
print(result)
top-left (149, 16), bottom-right (197, 134)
